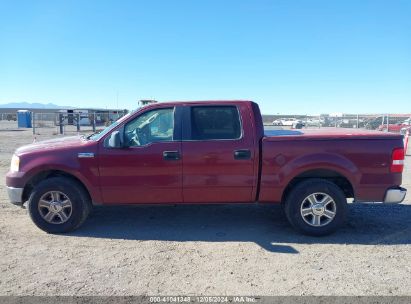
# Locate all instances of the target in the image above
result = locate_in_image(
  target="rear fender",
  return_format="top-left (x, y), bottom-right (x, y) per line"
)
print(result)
top-left (280, 153), bottom-right (359, 188)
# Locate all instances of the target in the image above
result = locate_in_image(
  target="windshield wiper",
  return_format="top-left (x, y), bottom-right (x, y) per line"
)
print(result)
top-left (86, 131), bottom-right (101, 140)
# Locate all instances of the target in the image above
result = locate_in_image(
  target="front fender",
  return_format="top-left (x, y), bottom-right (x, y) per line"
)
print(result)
top-left (6, 150), bottom-right (101, 204)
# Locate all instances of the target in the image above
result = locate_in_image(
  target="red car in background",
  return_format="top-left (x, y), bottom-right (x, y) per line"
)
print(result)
top-left (378, 118), bottom-right (411, 132)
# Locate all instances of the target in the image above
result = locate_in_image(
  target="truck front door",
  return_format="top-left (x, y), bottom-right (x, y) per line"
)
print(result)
top-left (98, 106), bottom-right (183, 204)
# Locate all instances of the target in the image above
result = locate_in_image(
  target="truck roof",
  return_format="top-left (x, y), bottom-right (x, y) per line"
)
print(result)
top-left (141, 100), bottom-right (255, 108)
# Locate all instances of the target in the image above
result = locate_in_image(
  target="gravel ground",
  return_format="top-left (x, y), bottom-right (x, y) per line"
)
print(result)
top-left (0, 125), bottom-right (410, 296)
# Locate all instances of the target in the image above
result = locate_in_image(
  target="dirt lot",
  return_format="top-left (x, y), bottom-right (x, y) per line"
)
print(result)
top-left (0, 126), bottom-right (410, 296)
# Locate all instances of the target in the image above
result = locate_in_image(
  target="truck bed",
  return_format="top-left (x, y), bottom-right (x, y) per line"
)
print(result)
top-left (259, 128), bottom-right (404, 203)
top-left (264, 127), bottom-right (403, 140)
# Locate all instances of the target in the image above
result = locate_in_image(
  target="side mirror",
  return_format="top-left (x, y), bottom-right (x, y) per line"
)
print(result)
top-left (107, 131), bottom-right (122, 148)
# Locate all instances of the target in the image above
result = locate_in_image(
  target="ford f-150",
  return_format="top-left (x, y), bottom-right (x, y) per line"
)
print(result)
top-left (6, 101), bottom-right (407, 236)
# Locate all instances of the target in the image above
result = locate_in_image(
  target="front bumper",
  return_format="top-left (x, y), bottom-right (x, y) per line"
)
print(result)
top-left (7, 187), bottom-right (24, 206)
top-left (383, 187), bottom-right (407, 203)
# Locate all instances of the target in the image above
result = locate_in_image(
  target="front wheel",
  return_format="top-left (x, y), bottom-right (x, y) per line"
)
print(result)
top-left (284, 179), bottom-right (348, 236)
top-left (28, 177), bottom-right (91, 233)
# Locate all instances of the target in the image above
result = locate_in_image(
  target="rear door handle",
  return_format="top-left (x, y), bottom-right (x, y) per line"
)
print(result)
top-left (234, 149), bottom-right (251, 160)
top-left (163, 151), bottom-right (181, 161)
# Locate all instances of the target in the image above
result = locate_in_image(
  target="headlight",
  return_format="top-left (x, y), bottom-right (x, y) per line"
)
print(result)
top-left (10, 155), bottom-right (20, 172)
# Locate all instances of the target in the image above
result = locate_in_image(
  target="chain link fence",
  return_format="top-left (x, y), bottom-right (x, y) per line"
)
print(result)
top-left (262, 114), bottom-right (411, 132)
top-left (0, 110), bottom-right (127, 135)
top-left (36, 111), bottom-right (128, 135)
top-left (1, 110), bottom-right (410, 134)
top-left (0, 113), bottom-right (18, 131)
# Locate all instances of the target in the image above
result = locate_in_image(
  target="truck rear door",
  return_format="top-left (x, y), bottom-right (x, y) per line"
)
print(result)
top-left (181, 103), bottom-right (257, 203)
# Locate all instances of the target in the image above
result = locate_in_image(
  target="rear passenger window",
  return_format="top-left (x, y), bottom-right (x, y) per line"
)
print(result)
top-left (190, 106), bottom-right (242, 140)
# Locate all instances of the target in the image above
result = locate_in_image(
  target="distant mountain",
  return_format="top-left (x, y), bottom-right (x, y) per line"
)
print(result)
top-left (0, 102), bottom-right (71, 109)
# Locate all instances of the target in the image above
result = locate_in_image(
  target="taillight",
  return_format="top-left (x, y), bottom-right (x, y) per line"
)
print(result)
top-left (391, 148), bottom-right (404, 173)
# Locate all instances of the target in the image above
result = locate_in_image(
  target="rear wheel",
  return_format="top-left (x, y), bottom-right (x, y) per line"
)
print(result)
top-left (284, 179), bottom-right (348, 236)
top-left (28, 177), bottom-right (91, 233)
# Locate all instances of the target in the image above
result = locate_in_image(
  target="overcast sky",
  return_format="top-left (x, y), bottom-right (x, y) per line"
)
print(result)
top-left (0, 0), bottom-right (410, 114)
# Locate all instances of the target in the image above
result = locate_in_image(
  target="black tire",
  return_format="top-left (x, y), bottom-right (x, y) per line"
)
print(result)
top-left (27, 177), bottom-right (92, 233)
top-left (284, 178), bottom-right (348, 236)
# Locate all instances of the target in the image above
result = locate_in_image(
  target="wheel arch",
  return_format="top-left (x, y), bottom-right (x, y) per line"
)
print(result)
top-left (22, 169), bottom-right (92, 204)
top-left (281, 168), bottom-right (355, 204)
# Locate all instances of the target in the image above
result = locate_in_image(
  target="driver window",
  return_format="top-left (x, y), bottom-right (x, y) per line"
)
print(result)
top-left (125, 108), bottom-right (174, 146)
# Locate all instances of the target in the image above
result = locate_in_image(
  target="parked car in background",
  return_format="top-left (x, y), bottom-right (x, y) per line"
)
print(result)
top-left (378, 122), bottom-right (411, 133)
top-left (364, 117), bottom-right (384, 130)
top-left (6, 114), bottom-right (17, 121)
top-left (272, 118), bottom-right (304, 127)
top-left (6, 100), bottom-right (406, 236)
top-left (305, 118), bottom-right (324, 127)
top-left (272, 119), bottom-right (283, 126)
top-left (402, 117), bottom-right (411, 125)
top-left (291, 121), bottom-right (305, 129)
top-left (281, 118), bottom-right (302, 126)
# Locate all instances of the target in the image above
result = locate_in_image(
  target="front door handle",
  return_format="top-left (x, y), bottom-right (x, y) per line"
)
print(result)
top-left (234, 149), bottom-right (251, 160)
top-left (163, 151), bottom-right (181, 161)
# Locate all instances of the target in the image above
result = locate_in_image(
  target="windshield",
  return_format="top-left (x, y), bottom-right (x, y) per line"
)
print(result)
top-left (88, 112), bottom-right (132, 141)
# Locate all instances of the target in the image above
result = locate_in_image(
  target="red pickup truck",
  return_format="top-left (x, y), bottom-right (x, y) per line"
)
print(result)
top-left (6, 101), bottom-right (407, 236)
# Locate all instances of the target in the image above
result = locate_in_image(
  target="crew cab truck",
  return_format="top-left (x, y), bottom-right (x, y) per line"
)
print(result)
top-left (6, 101), bottom-right (407, 236)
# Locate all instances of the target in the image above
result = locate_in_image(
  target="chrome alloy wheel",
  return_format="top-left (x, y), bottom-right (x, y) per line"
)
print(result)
top-left (300, 192), bottom-right (337, 227)
top-left (38, 191), bottom-right (73, 224)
